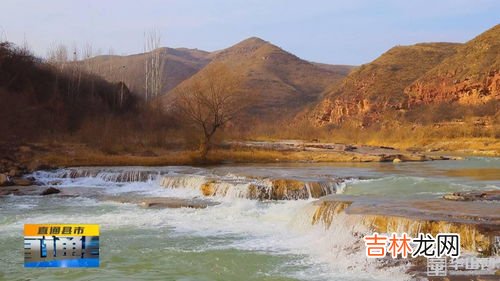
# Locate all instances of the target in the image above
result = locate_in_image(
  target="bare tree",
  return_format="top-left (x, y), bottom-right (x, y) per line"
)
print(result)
top-left (71, 43), bottom-right (79, 62)
top-left (47, 43), bottom-right (68, 69)
top-left (175, 64), bottom-right (247, 161)
top-left (21, 33), bottom-right (31, 54)
top-left (83, 43), bottom-right (93, 73)
top-left (144, 28), bottom-right (163, 101)
top-left (0, 26), bottom-right (6, 42)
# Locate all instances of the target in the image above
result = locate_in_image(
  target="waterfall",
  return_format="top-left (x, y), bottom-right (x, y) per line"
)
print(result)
top-left (311, 200), bottom-right (494, 254)
top-left (31, 167), bottom-right (346, 200)
top-left (159, 175), bottom-right (344, 200)
top-left (33, 168), bottom-right (161, 183)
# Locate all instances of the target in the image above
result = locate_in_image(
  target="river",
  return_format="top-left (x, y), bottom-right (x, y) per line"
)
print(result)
top-left (1, 157), bottom-right (499, 280)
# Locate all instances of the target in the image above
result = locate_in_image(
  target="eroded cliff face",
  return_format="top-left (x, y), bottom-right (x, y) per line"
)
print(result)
top-left (405, 70), bottom-right (500, 107)
top-left (315, 97), bottom-right (378, 126)
top-left (313, 94), bottom-right (405, 127)
top-left (312, 43), bottom-right (459, 127)
top-left (312, 25), bottom-right (500, 128)
top-left (405, 25), bottom-right (500, 108)
top-left (313, 71), bottom-right (405, 127)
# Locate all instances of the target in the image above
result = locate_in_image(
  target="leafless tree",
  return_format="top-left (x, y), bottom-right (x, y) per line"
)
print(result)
top-left (71, 43), bottom-right (79, 62)
top-left (83, 43), bottom-right (94, 73)
top-left (0, 26), bottom-right (6, 42)
top-left (144, 28), bottom-right (163, 101)
top-left (175, 64), bottom-right (248, 161)
top-left (47, 43), bottom-right (68, 69)
top-left (21, 33), bottom-right (31, 55)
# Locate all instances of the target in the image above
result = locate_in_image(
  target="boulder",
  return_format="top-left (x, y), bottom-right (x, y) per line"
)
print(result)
top-left (393, 158), bottom-right (402, 163)
top-left (200, 182), bottom-right (216, 196)
top-left (8, 168), bottom-right (20, 177)
top-left (27, 161), bottom-right (52, 172)
top-left (0, 173), bottom-right (9, 186)
top-left (40, 187), bottom-right (61, 196)
top-left (12, 177), bottom-right (33, 186)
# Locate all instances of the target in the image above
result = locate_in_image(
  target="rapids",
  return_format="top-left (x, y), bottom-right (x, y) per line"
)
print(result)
top-left (0, 157), bottom-right (499, 280)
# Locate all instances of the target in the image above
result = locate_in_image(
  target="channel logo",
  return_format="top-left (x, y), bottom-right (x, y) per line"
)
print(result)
top-left (24, 224), bottom-right (99, 268)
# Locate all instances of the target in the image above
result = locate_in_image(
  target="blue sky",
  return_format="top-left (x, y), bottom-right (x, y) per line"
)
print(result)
top-left (1, 0), bottom-right (498, 65)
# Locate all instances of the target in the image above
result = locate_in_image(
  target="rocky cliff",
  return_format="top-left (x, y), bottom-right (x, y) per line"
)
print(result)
top-left (313, 43), bottom-right (459, 126)
top-left (405, 24), bottom-right (500, 107)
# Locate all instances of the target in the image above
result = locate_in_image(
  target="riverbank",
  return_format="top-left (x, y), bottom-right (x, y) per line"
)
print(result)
top-left (2, 138), bottom-right (496, 188)
top-left (1, 140), bottom-right (464, 170)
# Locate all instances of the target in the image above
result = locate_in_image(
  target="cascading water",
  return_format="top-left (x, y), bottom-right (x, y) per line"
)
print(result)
top-left (2, 158), bottom-right (498, 280)
top-left (33, 168), bottom-right (162, 184)
top-left (33, 167), bottom-right (345, 200)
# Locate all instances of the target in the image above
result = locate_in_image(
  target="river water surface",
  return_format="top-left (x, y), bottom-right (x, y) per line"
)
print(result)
top-left (1, 157), bottom-right (499, 280)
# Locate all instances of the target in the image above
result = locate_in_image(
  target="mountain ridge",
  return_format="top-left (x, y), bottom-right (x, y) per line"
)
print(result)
top-left (163, 37), bottom-right (351, 119)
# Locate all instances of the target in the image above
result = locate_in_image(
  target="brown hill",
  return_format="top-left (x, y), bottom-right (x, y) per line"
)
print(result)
top-left (312, 42), bottom-right (460, 126)
top-left (81, 47), bottom-right (212, 98)
top-left (405, 24), bottom-right (500, 106)
top-left (165, 37), bottom-right (350, 119)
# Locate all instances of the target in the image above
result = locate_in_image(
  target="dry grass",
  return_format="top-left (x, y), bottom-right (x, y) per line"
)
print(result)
top-left (38, 150), bottom-right (196, 167)
top-left (234, 116), bottom-right (500, 156)
top-left (207, 149), bottom-right (377, 163)
top-left (26, 141), bottom-right (387, 168)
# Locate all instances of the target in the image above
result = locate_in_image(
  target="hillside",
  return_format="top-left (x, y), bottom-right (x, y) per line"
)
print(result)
top-left (165, 37), bottom-right (350, 119)
top-left (312, 42), bottom-right (460, 126)
top-left (310, 62), bottom-right (356, 76)
top-left (81, 47), bottom-right (212, 98)
top-left (405, 24), bottom-right (500, 106)
top-left (0, 42), bottom-right (138, 143)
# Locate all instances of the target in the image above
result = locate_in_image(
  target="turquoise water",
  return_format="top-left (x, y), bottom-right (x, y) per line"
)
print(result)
top-left (0, 157), bottom-right (498, 281)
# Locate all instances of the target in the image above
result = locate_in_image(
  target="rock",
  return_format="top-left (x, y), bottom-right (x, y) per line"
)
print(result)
top-left (200, 182), bottom-right (216, 196)
top-left (11, 177), bottom-right (33, 186)
top-left (406, 70), bottom-right (499, 108)
top-left (393, 158), bottom-right (402, 163)
top-left (40, 187), bottom-right (61, 196)
top-left (139, 198), bottom-right (215, 209)
top-left (0, 188), bottom-right (22, 196)
top-left (8, 168), bottom-right (20, 177)
top-left (443, 190), bottom-right (500, 202)
top-left (379, 146), bottom-right (395, 150)
top-left (442, 194), bottom-right (464, 201)
top-left (199, 178), bottom-right (339, 200)
top-left (0, 173), bottom-right (9, 186)
top-left (27, 160), bottom-right (51, 172)
top-left (314, 195), bottom-right (499, 253)
top-left (345, 145), bottom-right (356, 151)
top-left (400, 154), bottom-right (427, 161)
top-left (105, 196), bottom-right (219, 209)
